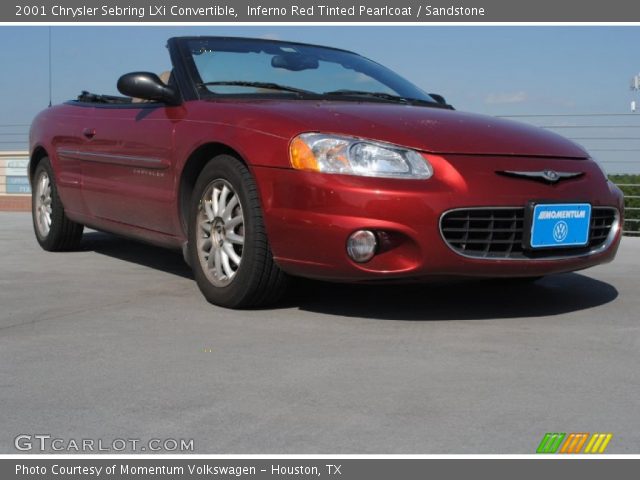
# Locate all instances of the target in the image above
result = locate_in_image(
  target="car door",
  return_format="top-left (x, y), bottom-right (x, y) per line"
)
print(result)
top-left (78, 104), bottom-right (185, 236)
top-left (49, 108), bottom-right (93, 217)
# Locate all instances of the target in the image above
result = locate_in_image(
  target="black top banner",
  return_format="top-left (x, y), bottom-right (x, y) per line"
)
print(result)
top-left (6, 0), bottom-right (640, 23)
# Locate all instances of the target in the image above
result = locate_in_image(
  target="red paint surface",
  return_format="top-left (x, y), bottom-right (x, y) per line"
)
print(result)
top-left (30, 99), bottom-right (623, 280)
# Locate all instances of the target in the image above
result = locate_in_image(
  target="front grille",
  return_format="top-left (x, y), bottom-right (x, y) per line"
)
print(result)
top-left (440, 207), bottom-right (617, 259)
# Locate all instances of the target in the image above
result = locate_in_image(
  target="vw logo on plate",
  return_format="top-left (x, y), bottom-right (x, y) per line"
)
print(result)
top-left (553, 220), bottom-right (569, 242)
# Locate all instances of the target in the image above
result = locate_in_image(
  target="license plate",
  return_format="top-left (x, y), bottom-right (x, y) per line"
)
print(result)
top-left (530, 203), bottom-right (591, 249)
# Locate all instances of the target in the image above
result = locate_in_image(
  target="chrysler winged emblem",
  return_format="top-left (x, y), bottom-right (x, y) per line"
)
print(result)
top-left (496, 169), bottom-right (583, 184)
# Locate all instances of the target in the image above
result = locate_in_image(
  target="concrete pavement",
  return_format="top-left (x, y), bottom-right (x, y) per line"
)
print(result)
top-left (1, 212), bottom-right (639, 453)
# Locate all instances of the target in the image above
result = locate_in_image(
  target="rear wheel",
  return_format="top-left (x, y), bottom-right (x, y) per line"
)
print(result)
top-left (188, 155), bottom-right (288, 308)
top-left (32, 158), bottom-right (84, 251)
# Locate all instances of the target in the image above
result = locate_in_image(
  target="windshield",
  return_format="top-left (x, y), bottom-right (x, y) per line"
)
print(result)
top-left (183, 37), bottom-right (437, 104)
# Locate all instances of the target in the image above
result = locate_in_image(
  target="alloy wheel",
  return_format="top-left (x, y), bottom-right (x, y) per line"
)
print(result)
top-left (196, 179), bottom-right (245, 287)
top-left (34, 171), bottom-right (53, 238)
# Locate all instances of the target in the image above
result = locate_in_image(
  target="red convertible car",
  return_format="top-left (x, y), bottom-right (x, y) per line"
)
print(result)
top-left (29, 36), bottom-right (623, 308)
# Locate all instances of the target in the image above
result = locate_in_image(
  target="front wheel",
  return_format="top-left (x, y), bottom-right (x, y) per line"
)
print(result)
top-left (188, 155), bottom-right (288, 308)
top-left (32, 157), bottom-right (84, 251)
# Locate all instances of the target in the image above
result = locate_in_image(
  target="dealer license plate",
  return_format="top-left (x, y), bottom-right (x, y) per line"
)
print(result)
top-left (530, 203), bottom-right (591, 248)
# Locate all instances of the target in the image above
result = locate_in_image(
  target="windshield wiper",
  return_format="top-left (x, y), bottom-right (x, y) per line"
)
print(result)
top-left (199, 81), bottom-right (316, 96)
top-left (323, 89), bottom-right (445, 108)
top-left (323, 89), bottom-right (412, 104)
top-left (199, 83), bottom-right (448, 107)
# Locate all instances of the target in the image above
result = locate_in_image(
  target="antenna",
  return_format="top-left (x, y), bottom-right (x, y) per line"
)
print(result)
top-left (48, 27), bottom-right (52, 107)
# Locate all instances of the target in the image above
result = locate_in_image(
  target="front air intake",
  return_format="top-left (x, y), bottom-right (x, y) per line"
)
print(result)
top-left (440, 207), bottom-right (617, 259)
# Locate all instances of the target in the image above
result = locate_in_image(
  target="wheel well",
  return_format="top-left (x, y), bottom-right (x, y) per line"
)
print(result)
top-left (29, 147), bottom-right (49, 180)
top-left (179, 143), bottom-right (246, 235)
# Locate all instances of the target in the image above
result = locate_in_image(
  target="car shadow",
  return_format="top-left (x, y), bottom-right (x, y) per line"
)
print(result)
top-left (288, 275), bottom-right (619, 321)
top-left (82, 231), bottom-right (193, 280)
top-left (82, 231), bottom-right (619, 321)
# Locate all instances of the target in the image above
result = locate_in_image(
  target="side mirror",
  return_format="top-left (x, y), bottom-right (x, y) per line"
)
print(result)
top-left (117, 72), bottom-right (180, 105)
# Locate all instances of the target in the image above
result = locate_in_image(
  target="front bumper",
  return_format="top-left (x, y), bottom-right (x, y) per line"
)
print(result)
top-left (253, 154), bottom-right (624, 282)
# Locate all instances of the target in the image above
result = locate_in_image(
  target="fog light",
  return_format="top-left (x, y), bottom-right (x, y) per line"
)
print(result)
top-left (347, 230), bottom-right (377, 263)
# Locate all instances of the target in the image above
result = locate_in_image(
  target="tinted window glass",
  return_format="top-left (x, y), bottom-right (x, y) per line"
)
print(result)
top-left (186, 38), bottom-right (435, 102)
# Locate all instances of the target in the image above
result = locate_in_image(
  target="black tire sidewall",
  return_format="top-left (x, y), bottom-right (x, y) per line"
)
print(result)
top-left (32, 158), bottom-right (66, 250)
top-left (188, 155), bottom-right (264, 308)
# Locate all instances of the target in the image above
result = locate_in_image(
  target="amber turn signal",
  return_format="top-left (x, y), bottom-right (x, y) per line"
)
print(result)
top-left (289, 136), bottom-right (319, 171)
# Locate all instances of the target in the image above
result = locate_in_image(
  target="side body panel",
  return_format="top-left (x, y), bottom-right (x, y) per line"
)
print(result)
top-left (31, 108), bottom-right (90, 216)
top-left (68, 105), bottom-right (184, 235)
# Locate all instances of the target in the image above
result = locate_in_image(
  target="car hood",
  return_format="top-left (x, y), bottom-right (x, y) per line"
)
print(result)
top-left (209, 100), bottom-right (588, 159)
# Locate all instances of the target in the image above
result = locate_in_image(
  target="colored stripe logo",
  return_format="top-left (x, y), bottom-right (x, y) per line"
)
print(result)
top-left (536, 432), bottom-right (612, 454)
top-left (584, 433), bottom-right (613, 454)
top-left (560, 433), bottom-right (589, 453)
top-left (537, 433), bottom-right (565, 453)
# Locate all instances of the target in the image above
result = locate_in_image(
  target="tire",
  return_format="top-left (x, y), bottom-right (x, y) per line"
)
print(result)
top-left (32, 157), bottom-right (84, 251)
top-left (188, 154), bottom-right (288, 308)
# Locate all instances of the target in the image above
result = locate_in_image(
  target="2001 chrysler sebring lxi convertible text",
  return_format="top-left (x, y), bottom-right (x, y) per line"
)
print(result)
top-left (29, 36), bottom-right (624, 308)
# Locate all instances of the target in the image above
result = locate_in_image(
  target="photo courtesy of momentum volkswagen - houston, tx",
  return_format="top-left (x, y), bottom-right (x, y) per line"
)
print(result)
top-left (29, 36), bottom-right (624, 308)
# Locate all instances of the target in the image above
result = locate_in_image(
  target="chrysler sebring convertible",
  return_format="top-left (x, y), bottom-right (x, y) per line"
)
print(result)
top-left (29, 36), bottom-right (623, 308)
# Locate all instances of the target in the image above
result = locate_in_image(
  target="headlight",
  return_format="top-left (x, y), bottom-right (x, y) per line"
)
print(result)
top-left (289, 133), bottom-right (433, 180)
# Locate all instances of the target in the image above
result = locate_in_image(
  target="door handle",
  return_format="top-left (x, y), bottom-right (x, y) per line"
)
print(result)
top-left (82, 128), bottom-right (96, 139)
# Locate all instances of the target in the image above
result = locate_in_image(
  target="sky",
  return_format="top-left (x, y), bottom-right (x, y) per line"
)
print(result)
top-left (0, 26), bottom-right (639, 172)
